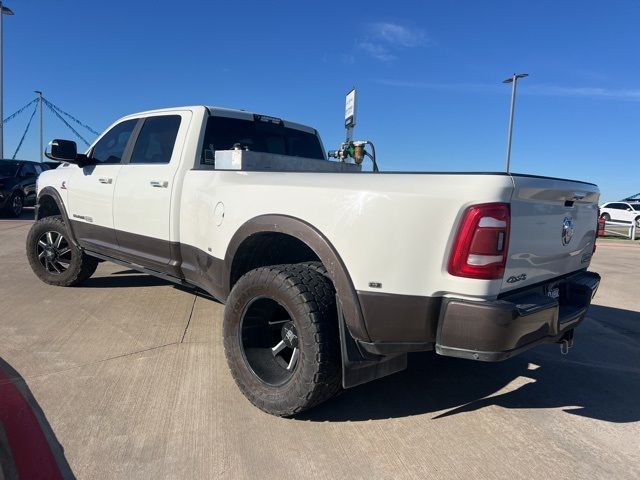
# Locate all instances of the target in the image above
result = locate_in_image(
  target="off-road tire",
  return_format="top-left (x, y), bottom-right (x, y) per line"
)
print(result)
top-left (223, 264), bottom-right (341, 416)
top-left (26, 216), bottom-right (99, 286)
top-left (298, 260), bottom-right (328, 277)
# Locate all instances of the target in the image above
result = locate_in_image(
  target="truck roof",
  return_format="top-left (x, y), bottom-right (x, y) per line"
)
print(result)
top-left (121, 105), bottom-right (317, 135)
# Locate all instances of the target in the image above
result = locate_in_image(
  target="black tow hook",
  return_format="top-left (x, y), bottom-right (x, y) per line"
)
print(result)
top-left (558, 329), bottom-right (575, 355)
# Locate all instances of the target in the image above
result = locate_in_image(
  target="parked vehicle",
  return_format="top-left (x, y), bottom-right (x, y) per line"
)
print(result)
top-left (27, 106), bottom-right (601, 416)
top-left (43, 160), bottom-right (62, 170)
top-left (599, 202), bottom-right (640, 228)
top-left (0, 160), bottom-right (48, 217)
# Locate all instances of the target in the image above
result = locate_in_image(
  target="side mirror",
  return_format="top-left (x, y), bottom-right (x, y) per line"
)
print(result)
top-left (48, 139), bottom-right (77, 161)
top-left (45, 139), bottom-right (94, 167)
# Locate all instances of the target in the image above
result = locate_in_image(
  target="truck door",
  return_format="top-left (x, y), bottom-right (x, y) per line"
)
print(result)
top-left (112, 112), bottom-right (191, 273)
top-left (66, 119), bottom-right (138, 254)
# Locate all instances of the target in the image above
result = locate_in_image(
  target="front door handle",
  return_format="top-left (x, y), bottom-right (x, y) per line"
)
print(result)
top-left (150, 180), bottom-right (169, 188)
top-left (98, 177), bottom-right (113, 184)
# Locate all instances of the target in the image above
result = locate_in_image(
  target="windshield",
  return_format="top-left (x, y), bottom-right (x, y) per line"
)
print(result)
top-left (0, 162), bottom-right (19, 177)
top-left (201, 115), bottom-right (325, 162)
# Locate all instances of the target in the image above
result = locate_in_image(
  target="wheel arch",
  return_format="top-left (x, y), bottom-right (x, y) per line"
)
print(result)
top-left (35, 187), bottom-right (78, 246)
top-left (224, 214), bottom-right (370, 342)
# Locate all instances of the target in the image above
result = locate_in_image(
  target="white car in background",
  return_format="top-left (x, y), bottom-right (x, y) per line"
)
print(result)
top-left (600, 201), bottom-right (640, 227)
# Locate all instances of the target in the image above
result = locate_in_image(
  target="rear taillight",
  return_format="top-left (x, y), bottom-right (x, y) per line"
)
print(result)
top-left (448, 203), bottom-right (510, 280)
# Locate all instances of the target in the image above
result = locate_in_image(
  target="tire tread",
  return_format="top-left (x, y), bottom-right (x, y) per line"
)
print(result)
top-left (223, 263), bottom-right (341, 416)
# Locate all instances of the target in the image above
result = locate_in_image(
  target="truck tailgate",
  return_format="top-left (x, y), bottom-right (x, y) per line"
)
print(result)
top-left (502, 176), bottom-right (599, 293)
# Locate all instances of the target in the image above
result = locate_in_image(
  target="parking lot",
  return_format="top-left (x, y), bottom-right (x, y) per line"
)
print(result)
top-left (1, 212), bottom-right (639, 480)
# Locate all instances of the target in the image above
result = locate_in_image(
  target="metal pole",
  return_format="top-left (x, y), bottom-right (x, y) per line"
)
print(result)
top-left (503, 73), bottom-right (528, 173)
top-left (35, 90), bottom-right (43, 161)
top-left (0, 1), bottom-right (4, 159)
top-left (504, 75), bottom-right (517, 172)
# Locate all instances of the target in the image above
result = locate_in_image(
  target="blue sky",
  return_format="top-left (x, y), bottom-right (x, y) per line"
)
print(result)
top-left (3, 0), bottom-right (639, 201)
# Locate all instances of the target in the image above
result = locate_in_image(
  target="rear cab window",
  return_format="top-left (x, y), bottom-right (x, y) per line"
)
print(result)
top-left (200, 114), bottom-right (324, 165)
top-left (129, 115), bottom-right (182, 164)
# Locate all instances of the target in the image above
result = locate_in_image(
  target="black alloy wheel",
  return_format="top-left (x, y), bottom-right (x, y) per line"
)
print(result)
top-left (240, 297), bottom-right (301, 386)
top-left (26, 216), bottom-right (99, 286)
top-left (36, 230), bottom-right (72, 275)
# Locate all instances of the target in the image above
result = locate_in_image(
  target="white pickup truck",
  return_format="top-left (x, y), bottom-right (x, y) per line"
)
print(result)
top-left (27, 105), bottom-right (601, 416)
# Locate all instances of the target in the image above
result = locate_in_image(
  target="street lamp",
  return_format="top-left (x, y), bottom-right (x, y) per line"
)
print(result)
top-left (0, 2), bottom-right (14, 159)
top-left (503, 73), bottom-right (528, 173)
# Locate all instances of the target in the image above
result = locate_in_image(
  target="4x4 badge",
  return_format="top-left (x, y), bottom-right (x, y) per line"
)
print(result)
top-left (506, 273), bottom-right (527, 284)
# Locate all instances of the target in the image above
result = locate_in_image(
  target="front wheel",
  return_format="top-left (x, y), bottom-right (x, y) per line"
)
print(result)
top-left (26, 216), bottom-right (99, 286)
top-left (635, 217), bottom-right (640, 229)
top-left (223, 264), bottom-right (341, 416)
top-left (600, 213), bottom-right (610, 222)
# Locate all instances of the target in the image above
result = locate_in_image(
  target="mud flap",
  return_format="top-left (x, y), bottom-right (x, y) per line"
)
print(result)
top-left (337, 296), bottom-right (407, 389)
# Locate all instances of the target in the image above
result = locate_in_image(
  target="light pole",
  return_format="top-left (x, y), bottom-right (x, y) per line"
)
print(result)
top-left (35, 91), bottom-right (43, 161)
top-left (0, 2), bottom-right (14, 159)
top-left (503, 73), bottom-right (528, 173)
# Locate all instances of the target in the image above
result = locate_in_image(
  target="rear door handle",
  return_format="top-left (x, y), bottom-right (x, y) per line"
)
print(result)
top-left (150, 180), bottom-right (169, 188)
top-left (98, 177), bottom-right (113, 184)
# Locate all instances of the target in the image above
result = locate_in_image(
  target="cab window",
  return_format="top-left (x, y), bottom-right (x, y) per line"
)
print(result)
top-left (91, 119), bottom-right (138, 164)
top-left (200, 116), bottom-right (324, 164)
top-left (129, 115), bottom-right (182, 164)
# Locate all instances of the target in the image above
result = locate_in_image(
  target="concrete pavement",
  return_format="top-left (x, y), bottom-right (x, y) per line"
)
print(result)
top-left (0, 213), bottom-right (639, 479)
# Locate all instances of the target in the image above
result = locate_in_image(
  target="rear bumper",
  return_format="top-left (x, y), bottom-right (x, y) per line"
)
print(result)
top-left (434, 271), bottom-right (600, 361)
top-left (356, 271), bottom-right (600, 361)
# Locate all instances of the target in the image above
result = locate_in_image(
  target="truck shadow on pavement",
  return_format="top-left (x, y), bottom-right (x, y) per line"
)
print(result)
top-left (82, 270), bottom-right (223, 303)
top-left (300, 304), bottom-right (640, 424)
top-left (0, 357), bottom-right (75, 480)
top-left (80, 270), bottom-right (170, 289)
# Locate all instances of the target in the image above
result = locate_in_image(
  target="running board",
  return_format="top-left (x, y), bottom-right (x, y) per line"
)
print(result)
top-left (85, 249), bottom-right (194, 289)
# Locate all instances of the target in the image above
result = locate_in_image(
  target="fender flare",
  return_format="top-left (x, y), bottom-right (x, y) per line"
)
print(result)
top-left (224, 214), bottom-right (370, 342)
top-left (35, 187), bottom-right (79, 246)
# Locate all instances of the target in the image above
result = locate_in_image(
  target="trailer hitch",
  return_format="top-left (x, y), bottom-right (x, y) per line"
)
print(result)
top-left (558, 329), bottom-right (575, 355)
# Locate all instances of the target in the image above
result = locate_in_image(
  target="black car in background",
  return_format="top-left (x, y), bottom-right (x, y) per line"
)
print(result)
top-left (0, 160), bottom-right (48, 217)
